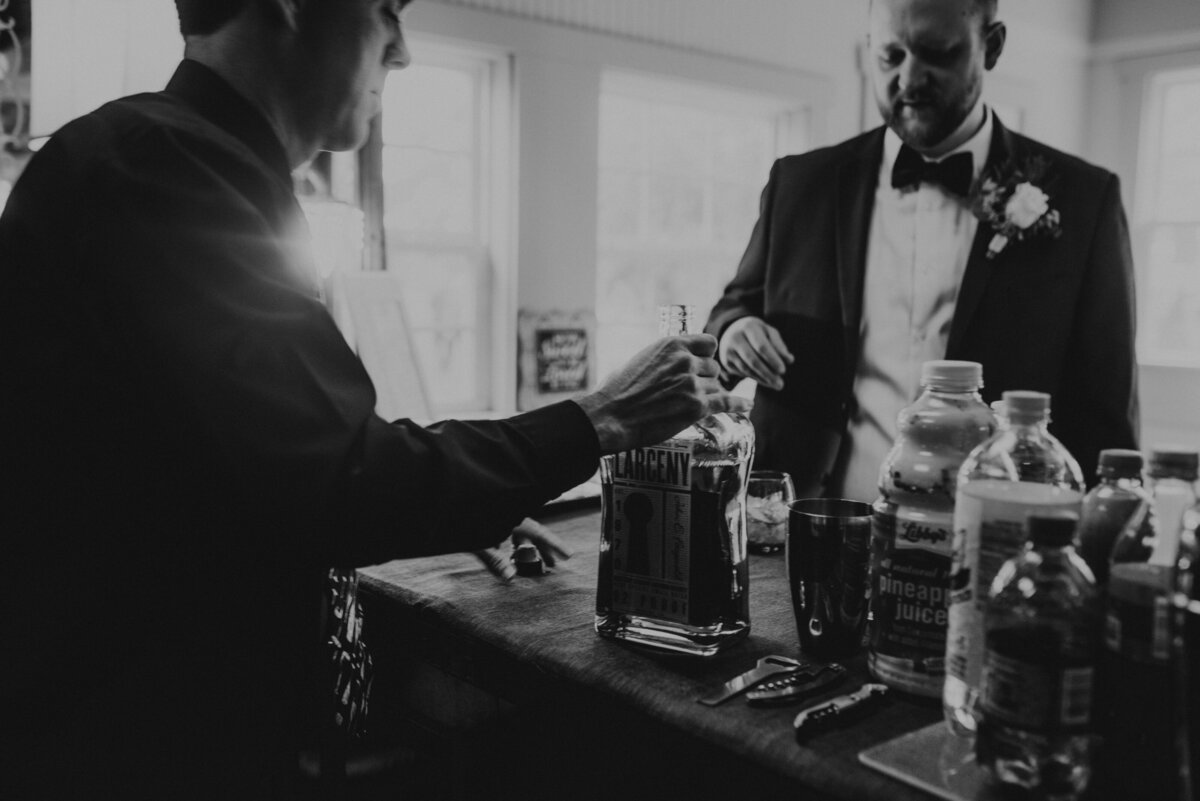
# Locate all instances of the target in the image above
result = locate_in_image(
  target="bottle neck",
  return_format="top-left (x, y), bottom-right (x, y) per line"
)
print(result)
top-left (658, 305), bottom-right (696, 337)
top-left (923, 384), bottom-right (983, 398)
top-left (1006, 415), bottom-right (1050, 435)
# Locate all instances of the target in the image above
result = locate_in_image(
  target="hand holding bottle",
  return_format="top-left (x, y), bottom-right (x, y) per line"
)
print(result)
top-left (575, 333), bottom-right (753, 454)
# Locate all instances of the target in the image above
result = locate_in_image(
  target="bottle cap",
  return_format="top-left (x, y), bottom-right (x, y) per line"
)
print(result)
top-left (1001, 390), bottom-right (1051, 423)
top-left (1097, 448), bottom-right (1144, 479)
top-left (1026, 512), bottom-right (1077, 547)
top-left (1147, 446), bottom-right (1199, 480)
top-left (511, 543), bottom-right (546, 577)
top-left (921, 360), bottom-right (983, 392)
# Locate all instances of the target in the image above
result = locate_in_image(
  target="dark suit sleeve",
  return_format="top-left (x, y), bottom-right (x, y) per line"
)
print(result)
top-left (71, 122), bottom-right (599, 566)
top-left (1055, 173), bottom-right (1140, 481)
top-left (704, 159), bottom-right (780, 379)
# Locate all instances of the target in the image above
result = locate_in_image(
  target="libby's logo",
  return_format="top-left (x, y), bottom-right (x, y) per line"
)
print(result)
top-left (899, 520), bottom-right (950, 546)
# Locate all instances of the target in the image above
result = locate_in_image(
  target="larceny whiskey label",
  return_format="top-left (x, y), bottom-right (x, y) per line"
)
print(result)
top-left (869, 506), bottom-right (954, 693)
top-left (607, 442), bottom-right (697, 625)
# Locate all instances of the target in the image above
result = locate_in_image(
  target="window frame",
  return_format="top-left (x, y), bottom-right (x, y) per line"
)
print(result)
top-left (1094, 43), bottom-right (1200, 448)
top-left (594, 69), bottom-right (811, 378)
top-left (356, 36), bottom-right (516, 416)
top-left (1132, 62), bottom-right (1200, 369)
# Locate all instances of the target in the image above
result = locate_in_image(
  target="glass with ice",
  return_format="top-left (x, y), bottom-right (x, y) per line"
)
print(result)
top-left (747, 471), bottom-right (795, 554)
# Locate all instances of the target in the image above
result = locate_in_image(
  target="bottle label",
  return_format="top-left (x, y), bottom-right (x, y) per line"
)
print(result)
top-left (869, 507), bottom-right (953, 685)
top-left (945, 481), bottom-right (1083, 689)
top-left (1104, 565), bottom-right (1172, 665)
top-left (607, 442), bottom-right (696, 625)
top-left (981, 631), bottom-right (1094, 732)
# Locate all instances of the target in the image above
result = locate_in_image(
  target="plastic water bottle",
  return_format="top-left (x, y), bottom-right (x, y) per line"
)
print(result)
top-left (1077, 449), bottom-right (1147, 587)
top-left (1173, 502), bottom-right (1200, 801)
top-left (868, 360), bottom-right (995, 697)
top-left (1145, 447), bottom-right (1199, 567)
top-left (976, 513), bottom-right (1101, 800)
top-left (944, 390), bottom-right (1084, 736)
top-left (1097, 459), bottom-right (1197, 801)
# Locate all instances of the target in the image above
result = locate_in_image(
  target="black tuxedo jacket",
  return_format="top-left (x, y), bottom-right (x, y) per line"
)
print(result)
top-left (706, 117), bottom-right (1139, 497)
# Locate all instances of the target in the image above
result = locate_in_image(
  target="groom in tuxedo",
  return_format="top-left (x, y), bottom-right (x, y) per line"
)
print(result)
top-left (706, 0), bottom-right (1139, 499)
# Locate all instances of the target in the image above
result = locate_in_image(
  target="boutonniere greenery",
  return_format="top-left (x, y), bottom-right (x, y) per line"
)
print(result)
top-left (969, 155), bottom-right (1062, 260)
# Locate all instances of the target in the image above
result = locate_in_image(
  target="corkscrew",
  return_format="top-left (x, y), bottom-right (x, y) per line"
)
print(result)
top-left (697, 655), bottom-right (808, 706)
top-left (745, 662), bottom-right (846, 705)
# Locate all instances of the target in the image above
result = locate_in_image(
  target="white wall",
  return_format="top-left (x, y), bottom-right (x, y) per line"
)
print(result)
top-left (1093, 0), bottom-right (1200, 44)
top-left (403, 0), bottom-right (831, 340)
top-left (30, 0), bottom-right (180, 137)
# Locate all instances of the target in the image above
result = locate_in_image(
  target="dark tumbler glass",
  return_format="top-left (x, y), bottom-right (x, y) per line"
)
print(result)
top-left (787, 498), bottom-right (873, 662)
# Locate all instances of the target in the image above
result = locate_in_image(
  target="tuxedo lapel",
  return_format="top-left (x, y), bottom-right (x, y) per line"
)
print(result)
top-left (947, 117), bottom-right (1018, 353)
top-left (834, 129), bottom-right (885, 368)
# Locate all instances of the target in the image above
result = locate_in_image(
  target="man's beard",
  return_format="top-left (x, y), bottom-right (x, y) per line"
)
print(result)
top-left (877, 83), bottom-right (979, 151)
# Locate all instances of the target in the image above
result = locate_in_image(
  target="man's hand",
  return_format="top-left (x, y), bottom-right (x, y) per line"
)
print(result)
top-left (718, 317), bottom-right (793, 392)
top-left (473, 518), bottom-right (571, 582)
top-left (574, 333), bottom-right (753, 454)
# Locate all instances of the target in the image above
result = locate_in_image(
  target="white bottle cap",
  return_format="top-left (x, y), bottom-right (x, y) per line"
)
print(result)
top-left (1148, 446), bottom-right (1199, 481)
top-left (920, 360), bottom-right (983, 392)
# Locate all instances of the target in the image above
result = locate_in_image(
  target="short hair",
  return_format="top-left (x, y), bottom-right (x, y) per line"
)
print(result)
top-left (977, 0), bottom-right (998, 26)
top-left (174, 0), bottom-right (248, 36)
top-left (174, 0), bottom-right (415, 37)
top-left (869, 0), bottom-right (998, 30)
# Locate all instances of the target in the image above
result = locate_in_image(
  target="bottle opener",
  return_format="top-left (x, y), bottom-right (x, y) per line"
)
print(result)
top-left (745, 662), bottom-right (847, 705)
top-left (697, 655), bottom-right (806, 706)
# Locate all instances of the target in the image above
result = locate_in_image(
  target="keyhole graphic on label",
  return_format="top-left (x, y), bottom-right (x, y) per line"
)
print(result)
top-left (624, 492), bottom-right (653, 576)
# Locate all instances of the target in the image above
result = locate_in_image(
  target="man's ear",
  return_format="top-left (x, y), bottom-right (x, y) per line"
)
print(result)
top-left (983, 21), bottom-right (1006, 70)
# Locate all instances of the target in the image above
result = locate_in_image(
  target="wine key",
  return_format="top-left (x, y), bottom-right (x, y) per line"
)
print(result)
top-left (745, 662), bottom-right (846, 705)
top-left (697, 655), bottom-right (807, 706)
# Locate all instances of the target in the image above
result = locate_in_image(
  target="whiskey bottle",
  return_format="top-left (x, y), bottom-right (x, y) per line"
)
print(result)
top-left (595, 305), bottom-right (755, 656)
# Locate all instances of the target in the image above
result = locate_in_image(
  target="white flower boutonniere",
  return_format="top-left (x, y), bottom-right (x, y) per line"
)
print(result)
top-left (970, 156), bottom-right (1062, 259)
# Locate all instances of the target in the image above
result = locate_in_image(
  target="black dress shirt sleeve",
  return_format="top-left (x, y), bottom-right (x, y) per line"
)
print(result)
top-left (7, 90), bottom-right (600, 568)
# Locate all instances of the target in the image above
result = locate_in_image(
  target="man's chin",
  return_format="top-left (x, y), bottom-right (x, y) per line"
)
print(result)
top-left (888, 119), bottom-right (950, 152)
top-left (323, 120), bottom-right (373, 154)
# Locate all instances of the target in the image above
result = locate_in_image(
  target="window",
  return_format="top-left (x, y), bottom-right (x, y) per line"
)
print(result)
top-left (1135, 65), bottom-right (1200, 367)
top-left (375, 42), bottom-right (512, 414)
top-left (595, 72), bottom-right (808, 378)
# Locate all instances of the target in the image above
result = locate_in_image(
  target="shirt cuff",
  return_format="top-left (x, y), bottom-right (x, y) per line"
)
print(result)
top-left (505, 400), bottom-right (602, 496)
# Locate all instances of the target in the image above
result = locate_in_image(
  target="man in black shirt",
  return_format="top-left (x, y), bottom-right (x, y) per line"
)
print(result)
top-left (0, 1), bottom-right (749, 797)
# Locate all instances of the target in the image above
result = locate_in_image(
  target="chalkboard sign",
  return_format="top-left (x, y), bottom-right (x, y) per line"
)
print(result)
top-left (536, 328), bottom-right (589, 393)
top-left (518, 309), bottom-right (596, 411)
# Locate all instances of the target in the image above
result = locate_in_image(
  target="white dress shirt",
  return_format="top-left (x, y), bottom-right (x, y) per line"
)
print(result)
top-left (836, 107), bottom-right (994, 503)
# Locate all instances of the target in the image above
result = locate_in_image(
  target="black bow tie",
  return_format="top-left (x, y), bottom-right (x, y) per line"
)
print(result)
top-left (890, 145), bottom-right (974, 197)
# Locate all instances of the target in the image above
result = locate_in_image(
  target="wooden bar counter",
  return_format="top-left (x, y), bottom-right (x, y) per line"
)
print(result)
top-left (358, 502), bottom-right (950, 801)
